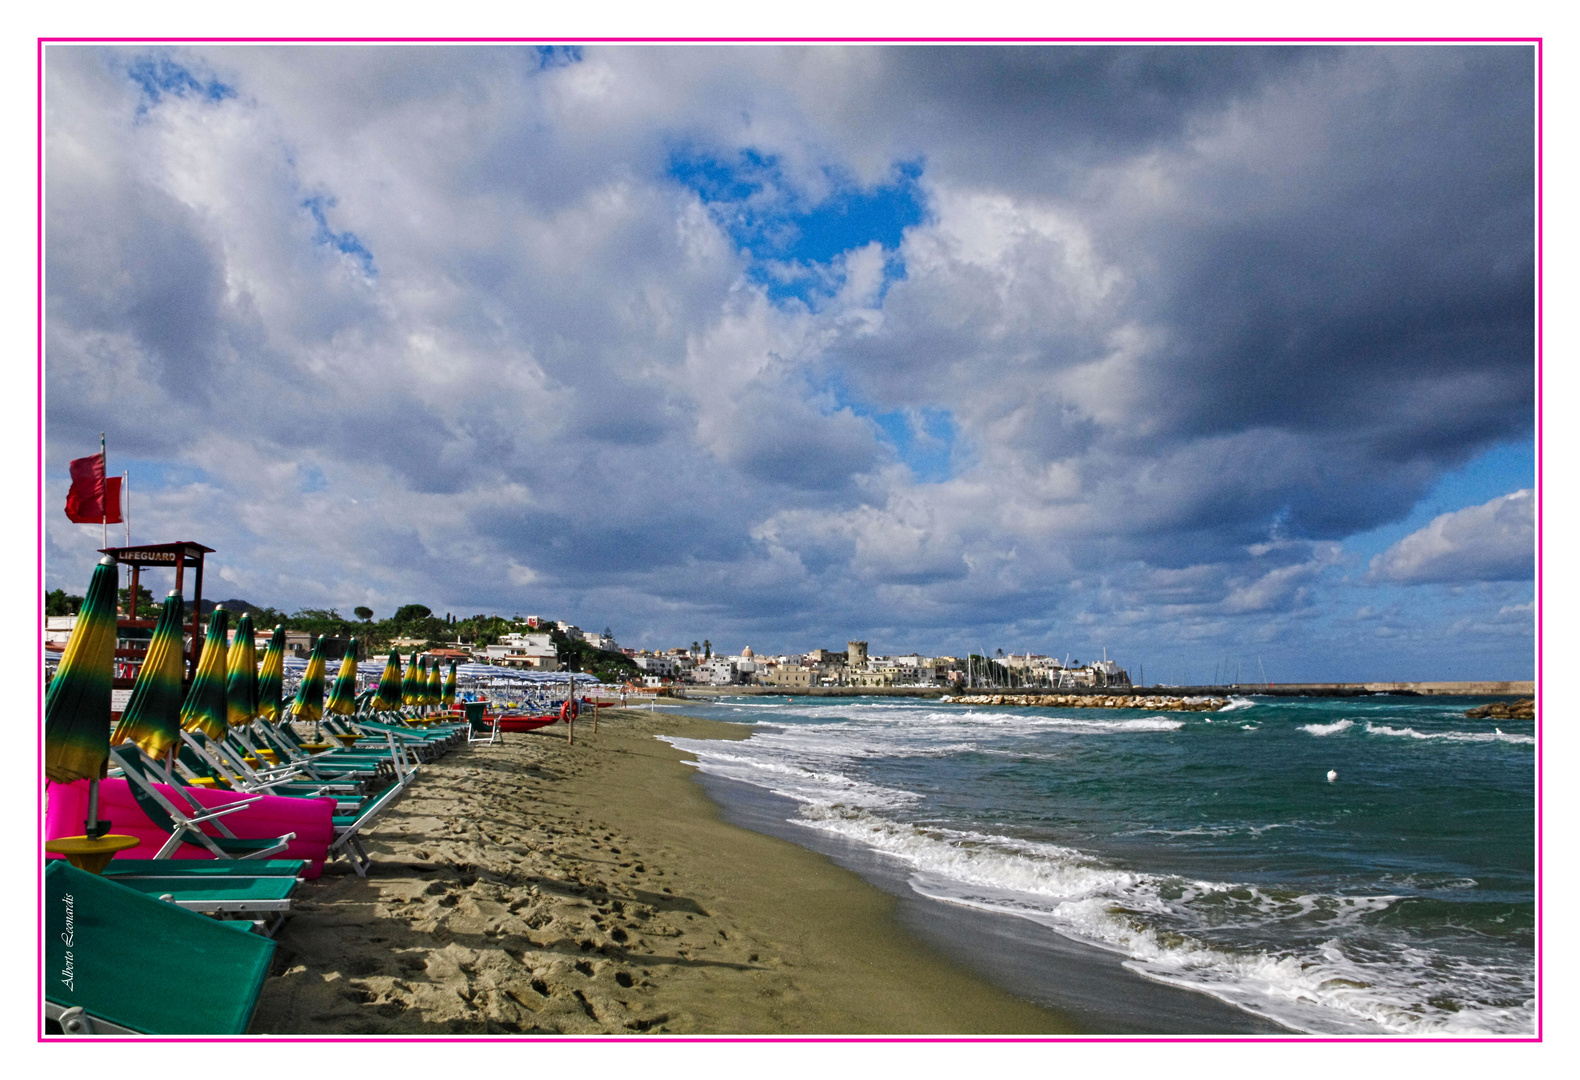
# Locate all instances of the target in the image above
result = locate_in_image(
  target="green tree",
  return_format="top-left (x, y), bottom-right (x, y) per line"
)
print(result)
top-left (354, 606), bottom-right (373, 621)
top-left (44, 589), bottom-right (83, 616)
top-left (118, 584), bottom-right (158, 616)
top-left (393, 604), bottom-right (432, 623)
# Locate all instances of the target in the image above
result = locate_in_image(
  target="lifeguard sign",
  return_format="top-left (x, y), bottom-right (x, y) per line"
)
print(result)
top-left (98, 541), bottom-right (215, 682)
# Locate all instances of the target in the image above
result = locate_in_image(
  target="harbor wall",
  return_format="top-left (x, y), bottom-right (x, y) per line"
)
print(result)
top-left (673, 681), bottom-right (1533, 700)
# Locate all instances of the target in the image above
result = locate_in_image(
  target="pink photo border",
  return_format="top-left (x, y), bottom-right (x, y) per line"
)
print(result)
top-left (33, 33), bottom-right (1542, 1048)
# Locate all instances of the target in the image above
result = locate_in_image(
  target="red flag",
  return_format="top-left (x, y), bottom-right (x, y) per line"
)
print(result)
top-left (65, 455), bottom-right (123, 524)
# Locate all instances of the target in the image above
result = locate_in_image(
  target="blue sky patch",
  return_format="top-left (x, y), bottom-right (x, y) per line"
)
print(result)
top-left (126, 54), bottom-right (236, 112)
top-left (302, 196), bottom-right (376, 276)
top-left (814, 372), bottom-right (958, 482)
top-left (1342, 439), bottom-right (1536, 562)
top-left (535, 45), bottom-right (584, 69)
top-left (298, 463), bottom-right (329, 494)
top-left (669, 148), bottom-right (926, 306)
top-left (869, 407), bottom-right (958, 483)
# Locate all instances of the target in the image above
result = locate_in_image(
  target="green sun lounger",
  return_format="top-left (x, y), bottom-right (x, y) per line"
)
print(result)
top-left (44, 860), bottom-right (276, 1035)
top-left (94, 870), bottom-right (300, 936)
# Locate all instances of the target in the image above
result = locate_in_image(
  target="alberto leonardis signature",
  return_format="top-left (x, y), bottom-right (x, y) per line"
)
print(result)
top-left (58, 893), bottom-right (75, 992)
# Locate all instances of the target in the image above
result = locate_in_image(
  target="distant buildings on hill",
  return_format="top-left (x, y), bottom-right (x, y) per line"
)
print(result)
top-left (619, 639), bottom-right (1132, 690)
top-left (46, 603), bottom-right (1130, 691)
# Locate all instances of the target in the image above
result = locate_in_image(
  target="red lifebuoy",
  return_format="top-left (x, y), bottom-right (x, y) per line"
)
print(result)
top-left (559, 697), bottom-right (579, 721)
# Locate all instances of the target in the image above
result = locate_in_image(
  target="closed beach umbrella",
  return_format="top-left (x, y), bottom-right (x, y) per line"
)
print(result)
top-left (256, 626), bottom-right (285, 724)
top-left (111, 591), bottom-right (186, 762)
top-left (371, 649), bottom-right (402, 712)
top-left (180, 607), bottom-right (230, 741)
top-left (44, 555), bottom-right (119, 784)
top-left (292, 636), bottom-right (328, 725)
top-left (401, 652), bottom-right (421, 708)
top-left (226, 612), bottom-right (259, 729)
top-left (443, 662), bottom-right (457, 709)
top-left (426, 659), bottom-right (442, 706)
top-left (326, 637), bottom-right (360, 715)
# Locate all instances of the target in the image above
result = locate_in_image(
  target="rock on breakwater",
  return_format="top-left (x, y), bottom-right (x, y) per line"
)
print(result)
top-left (1464, 698), bottom-right (1535, 720)
top-left (942, 693), bottom-right (1227, 712)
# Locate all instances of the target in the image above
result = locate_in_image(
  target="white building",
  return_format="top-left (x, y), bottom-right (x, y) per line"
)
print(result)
top-left (484, 632), bottom-right (560, 670)
top-left (694, 658), bottom-right (739, 685)
top-left (634, 655), bottom-right (680, 678)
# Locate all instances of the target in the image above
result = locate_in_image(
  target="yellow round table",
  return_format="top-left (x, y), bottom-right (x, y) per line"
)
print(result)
top-left (45, 834), bottom-right (140, 875)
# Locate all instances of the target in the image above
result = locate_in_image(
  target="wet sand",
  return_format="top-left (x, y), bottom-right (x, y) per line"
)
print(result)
top-left (250, 709), bottom-right (1078, 1035)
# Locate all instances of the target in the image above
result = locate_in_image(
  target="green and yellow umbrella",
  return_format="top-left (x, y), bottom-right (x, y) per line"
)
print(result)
top-left (111, 591), bottom-right (186, 762)
top-left (44, 555), bottom-right (119, 784)
top-left (226, 612), bottom-right (259, 729)
top-left (407, 650), bottom-right (426, 707)
top-left (326, 637), bottom-right (360, 716)
top-left (443, 662), bottom-right (457, 710)
top-left (180, 607), bottom-right (230, 741)
top-left (371, 649), bottom-right (402, 712)
top-left (426, 658), bottom-right (442, 707)
top-left (292, 635), bottom-right (327, 725)
top-left (257, 626), bottom-right (285, 724)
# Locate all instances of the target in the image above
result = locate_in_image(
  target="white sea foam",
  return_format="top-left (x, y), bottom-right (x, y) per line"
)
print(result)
top-left (667, 698), bottom-right (1533, 1035)
top-left (1218, 696), bottom-right (1259, 711)
top-left (797, 807), bottom-right (1530, 1035)
top-left (1364, 722), bottom-right (1535, 746)
top-left (1300, 719), bottom-right (1355, 736)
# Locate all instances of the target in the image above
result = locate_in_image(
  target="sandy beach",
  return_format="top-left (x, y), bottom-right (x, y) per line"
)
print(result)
top-left (249, 709), bottom-right (1077, 1035)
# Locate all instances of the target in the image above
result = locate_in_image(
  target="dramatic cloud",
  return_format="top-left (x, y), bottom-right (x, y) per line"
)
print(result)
top-left (1369, 490), bottom-right (1535, 585)
top-left (43, 44), bottom-right (1536, 678)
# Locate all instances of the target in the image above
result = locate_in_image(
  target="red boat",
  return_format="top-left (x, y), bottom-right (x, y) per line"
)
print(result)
top-left (493, 713), bottom-right (559, 732)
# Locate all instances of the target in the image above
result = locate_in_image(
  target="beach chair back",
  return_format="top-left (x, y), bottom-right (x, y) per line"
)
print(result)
top-left (46, 860), bottom-right (276, 1034)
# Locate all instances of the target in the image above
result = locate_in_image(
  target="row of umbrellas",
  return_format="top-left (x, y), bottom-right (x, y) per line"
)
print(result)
top-left (43, 555), bottom-right (467, 791)
top-left (276, 656), bottom-right (607, 686)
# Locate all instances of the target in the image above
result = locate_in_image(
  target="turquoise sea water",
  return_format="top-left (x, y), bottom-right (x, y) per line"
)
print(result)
top-left (663, 694), bottom-right (1536, 1036)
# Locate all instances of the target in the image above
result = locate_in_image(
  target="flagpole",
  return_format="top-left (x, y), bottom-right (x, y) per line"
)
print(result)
top-left (100, 432), bottom-right (108, 550)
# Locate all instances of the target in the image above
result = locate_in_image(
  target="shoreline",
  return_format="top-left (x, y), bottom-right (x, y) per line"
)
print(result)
top-left (689, 770), bottom-right (1295, 1036)
top-left (250, 709), bottom-right (1078, 1035)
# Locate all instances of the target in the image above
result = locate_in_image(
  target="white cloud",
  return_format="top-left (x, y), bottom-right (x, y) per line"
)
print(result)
top-left (1368, 490), bottom-right (1534, 585)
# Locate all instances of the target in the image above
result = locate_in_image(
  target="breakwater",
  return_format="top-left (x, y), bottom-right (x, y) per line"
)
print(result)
top-left (674, 681), bottom-right (1532, 700)
top-left (943, 692), bottom-right (1228, 712)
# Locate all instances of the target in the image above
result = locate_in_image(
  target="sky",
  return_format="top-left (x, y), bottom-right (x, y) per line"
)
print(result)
top-left (41, 43), bottom-right (1537, 682)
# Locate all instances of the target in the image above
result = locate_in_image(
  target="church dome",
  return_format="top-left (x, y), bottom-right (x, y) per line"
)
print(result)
top-left (741, 645), bottom-right (754, 657)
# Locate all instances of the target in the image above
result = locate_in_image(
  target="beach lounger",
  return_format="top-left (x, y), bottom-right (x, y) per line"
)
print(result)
top-left (45, 860), bottom-right (276, 1035)
top-left (464, 701), bottom-right (501, 745)
top-left (97, 866), bottom-right (301, 936)
top-left (325, 776), bottom-right (411, 877)
top-left (179, 729), bottom-right (353, 799)
top-left (107, 746), bottom-right (299, 861)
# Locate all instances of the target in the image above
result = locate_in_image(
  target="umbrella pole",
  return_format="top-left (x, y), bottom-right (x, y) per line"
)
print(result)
top-left (84, 775), bottom-right (106, 839)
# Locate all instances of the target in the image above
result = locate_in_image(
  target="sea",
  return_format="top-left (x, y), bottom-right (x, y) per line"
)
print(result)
top-left (660, 693), bottom-right (1537, 1037)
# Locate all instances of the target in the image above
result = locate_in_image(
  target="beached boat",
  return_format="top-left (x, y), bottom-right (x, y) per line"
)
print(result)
top-left (493, 713), bottom-right (559, 732)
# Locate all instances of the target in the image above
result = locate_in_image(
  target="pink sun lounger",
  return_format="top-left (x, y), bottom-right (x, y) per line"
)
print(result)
top-left (46, 777), bottom-right (336, 877)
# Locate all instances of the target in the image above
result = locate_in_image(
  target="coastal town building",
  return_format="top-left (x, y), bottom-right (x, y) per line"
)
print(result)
top-left (768, 664), bottom-right (815, 688)
top-left (482, 632), bottom-right (560, 670)
top-left (634, 655), bottom-right (681, 678)
top-left (694, 657), bottom-right (739, 685)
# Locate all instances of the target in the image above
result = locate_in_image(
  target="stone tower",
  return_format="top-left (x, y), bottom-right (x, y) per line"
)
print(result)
top-left (847, 640), bottom-right (868, 670)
